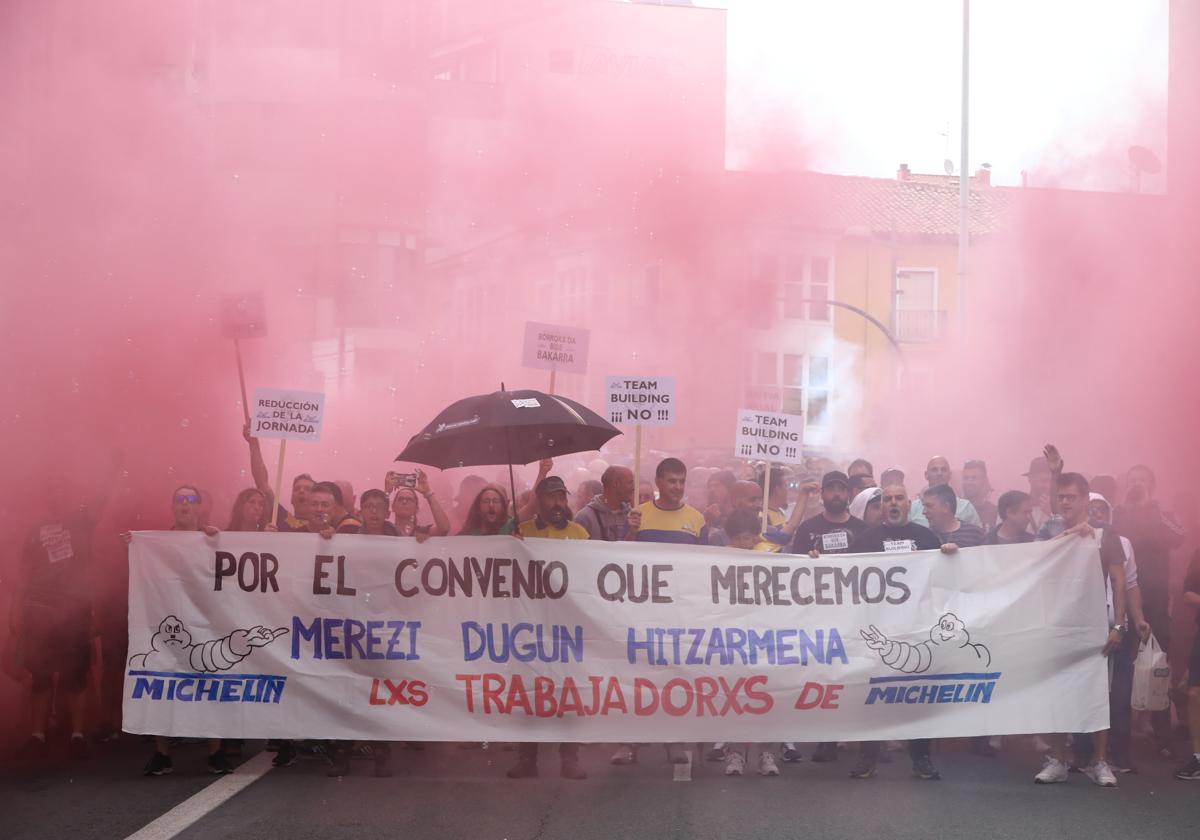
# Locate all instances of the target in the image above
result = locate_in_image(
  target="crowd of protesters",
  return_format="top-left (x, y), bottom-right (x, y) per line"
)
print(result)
top-left (7, 426), bottom-right (1200, 788)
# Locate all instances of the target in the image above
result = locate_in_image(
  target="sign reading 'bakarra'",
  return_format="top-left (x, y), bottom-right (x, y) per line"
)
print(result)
top-left (124, 532), bottom-right (1109, 742)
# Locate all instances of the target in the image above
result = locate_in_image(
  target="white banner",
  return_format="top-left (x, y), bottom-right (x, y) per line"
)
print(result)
top-left (124, 532), bottom-right (1109, 741)
top-left (734, 408), bottom-right (804, 464)
top-left (250, 388), bottom-right (325, 442)
top-left (605, 376), bottom-right (676, 426)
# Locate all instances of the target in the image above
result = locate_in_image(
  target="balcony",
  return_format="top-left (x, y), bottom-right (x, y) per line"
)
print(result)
top-left (896, 309), bottom-right (946, 343)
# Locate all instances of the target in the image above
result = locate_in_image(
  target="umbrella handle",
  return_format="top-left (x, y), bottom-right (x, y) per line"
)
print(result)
top-left (505, 426), bottom-right (519, 529)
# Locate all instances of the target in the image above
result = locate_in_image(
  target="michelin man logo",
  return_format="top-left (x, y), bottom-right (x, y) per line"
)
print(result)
top-left (129, 615), bottom-right (289, 672)
top-left (861, 612), bottom-right (991, 674)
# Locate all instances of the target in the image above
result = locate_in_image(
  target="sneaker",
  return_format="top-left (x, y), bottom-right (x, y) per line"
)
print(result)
top-left (207, 751), bottom-right (233, 775)
top-left (69, 735), bottom-right (89, 760)
top-left (1110, 759), bottom-right (1138, 775)
top-left (781, 745), bottom-right (805, 763)
top-left (272, 741), bottom-right (297, 768)
top-left (506, 761), bottom-right (538, 779)
top-left (15, 736), bottom-right (48, 761)
top-left (610, 745), bottom-right (636, 765)
top-left (560, 761), bottom-right (587, 780)
top-left (723, 751), bottom-right (745, 776)
top-left (849, 758), bottom-right (876, 779)
top-left (1034, 756), bottom-right (1069, 784)
top-left (143, 751), bottom-right (173, 776)
top-left (912, 756), bottom-right (941, 780)
top-left (1083, 760), bottom-right (1117, 787)
top-left (705, 745), bottom-right (726, 762)
top-left (758, 752), bottom-right (780, 777)
top-left (811, 742), bottom-right (838, 763)
top-left (1173, 756), bottom-right (1200, 781)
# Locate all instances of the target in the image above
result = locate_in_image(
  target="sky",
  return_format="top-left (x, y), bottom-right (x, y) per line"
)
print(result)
top-left (710, 0), bottom-right (1169, 191)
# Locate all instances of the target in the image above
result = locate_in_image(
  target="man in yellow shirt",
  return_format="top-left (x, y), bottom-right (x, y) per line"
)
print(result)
top-left (509, 475), bottom-right (588, 781)
top-left (516, 476), bottom-right (589, 540)
top-left (626, 458), bottom-right (705, 545)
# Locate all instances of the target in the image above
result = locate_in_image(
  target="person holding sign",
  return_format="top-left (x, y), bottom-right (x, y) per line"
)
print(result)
top-left (244, 422), bottom-right (311, 531)
top-left (627, 458), bottom-right (704, 546)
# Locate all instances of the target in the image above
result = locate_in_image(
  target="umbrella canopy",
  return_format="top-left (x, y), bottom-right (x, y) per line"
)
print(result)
top-left (396, 387), bottom-right (620, 469)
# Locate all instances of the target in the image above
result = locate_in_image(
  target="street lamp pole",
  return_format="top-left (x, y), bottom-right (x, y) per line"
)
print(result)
top-left (958, 0), bottom-right (970, 332)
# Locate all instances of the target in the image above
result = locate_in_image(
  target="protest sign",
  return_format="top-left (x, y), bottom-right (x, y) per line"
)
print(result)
top-left (124, 532), bottom-right (1109, 742)
top-left (734, 409), bottom-right (804, 465)
top-left (521, 321), bottom-right (590, 376)
top-left (605, 376), bottom-right (676, 426)
top-left (251, 388), bottom-right (326, 443)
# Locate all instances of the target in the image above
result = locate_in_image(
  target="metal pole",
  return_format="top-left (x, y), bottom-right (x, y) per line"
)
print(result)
top-left (958, 0), bottom-right (970, 332)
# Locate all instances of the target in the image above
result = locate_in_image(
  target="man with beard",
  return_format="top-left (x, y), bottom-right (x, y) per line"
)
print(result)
top-left (849, 481), bottom-right (952, 781)
top-left (791, 470), bottom-right (868, 763)
top-left (508, 476), bottom-right (588, 781)
top-left (517, 476), bottom-right (588, 540)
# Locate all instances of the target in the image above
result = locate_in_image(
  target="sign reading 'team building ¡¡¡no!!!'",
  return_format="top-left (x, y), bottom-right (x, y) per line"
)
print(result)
top-left (252, 387), bottom-right (326, 442)
top-left (734, 408), bottom-right (804, 465)
top-left (605, 376), bottom-right (676, 426)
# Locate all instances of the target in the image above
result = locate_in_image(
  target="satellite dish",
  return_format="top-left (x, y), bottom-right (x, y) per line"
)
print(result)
top-left (1128, 145), bottom-right (1161, 174)
top-left (943, 159), bottom-right (955, 175)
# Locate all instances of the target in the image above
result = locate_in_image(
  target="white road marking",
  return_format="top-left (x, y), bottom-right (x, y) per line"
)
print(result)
top-left (124, 751), bottom-right (274, 840)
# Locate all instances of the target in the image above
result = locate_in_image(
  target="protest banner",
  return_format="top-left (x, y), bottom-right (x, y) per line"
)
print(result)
top-left (124, 532), bottom-right (1109, 742)
top-left (522, 321), bottom-right (590, 392)
top-left (607, 376), bottom-right (676, 495)
top-left (252, 387), bottom-right (326, 514)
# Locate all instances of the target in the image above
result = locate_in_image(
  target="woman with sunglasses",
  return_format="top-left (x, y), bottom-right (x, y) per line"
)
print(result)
top-left (127, 486), bottom-right (230, 777)
top-left (389, 468), bottom-right (449, 539)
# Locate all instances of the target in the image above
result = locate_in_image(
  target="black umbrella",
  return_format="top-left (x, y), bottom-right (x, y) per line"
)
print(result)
top-left (396, 385), bottom-right (621, 522)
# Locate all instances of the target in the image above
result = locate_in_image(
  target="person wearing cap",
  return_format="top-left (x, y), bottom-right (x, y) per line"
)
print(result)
top-left (509, 475), bottom-right (588, 781)
top-left (848, 486), bottom-right (882, 527)
top-left (516, 476), bottom-right (589, 540)
top-left (908, 456), bottom-right (982, 529)
top-left (790, 470), bottom-right (868, 763)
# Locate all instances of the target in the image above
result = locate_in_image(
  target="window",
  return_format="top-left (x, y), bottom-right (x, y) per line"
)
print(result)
top-left (762, 249), bottom-right (833, 322)
top-left (782, 353), bottom-right (804, 415)
top-left (895, 268), bottom-right (941, 342)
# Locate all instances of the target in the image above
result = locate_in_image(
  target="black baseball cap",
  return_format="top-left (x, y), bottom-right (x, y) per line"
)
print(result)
top-left (535, 476), bottom-right (568, 496)
top-left (822, 470), bottom-right (850, 489)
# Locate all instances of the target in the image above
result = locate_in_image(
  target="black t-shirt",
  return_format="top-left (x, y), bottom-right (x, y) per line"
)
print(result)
top-left (792, 514), bottom-right (868, 555)
top-left (985, 526), bottom-right (1034, 545)
top-left (932, 521), bottom-right (987, 547)
top-left (22, 511), bottom-right (97, 609)
top-left (852, 522), bottom-right (941, 554)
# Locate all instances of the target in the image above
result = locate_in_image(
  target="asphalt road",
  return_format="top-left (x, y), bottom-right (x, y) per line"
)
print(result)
top-left (3, 738), bottom-right (1197, 840)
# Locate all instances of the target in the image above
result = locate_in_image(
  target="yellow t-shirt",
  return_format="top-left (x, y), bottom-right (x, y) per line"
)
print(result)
top-left (518, 519), bottom-right (590, 540)
top-left (634, 501), bottom-right (705, 545)
top-left (754, 539), bottom-right (782, 553)
top-left (766, 509), bottom-right (787, 529)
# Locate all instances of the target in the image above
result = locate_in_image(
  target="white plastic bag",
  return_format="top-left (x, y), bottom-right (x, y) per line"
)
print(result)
top-left (1131, 633), bottom-right (1170, 712)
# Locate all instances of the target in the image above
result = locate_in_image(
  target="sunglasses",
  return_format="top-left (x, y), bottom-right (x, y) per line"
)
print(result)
top-left (174, 494), bottom-right (200, 504)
